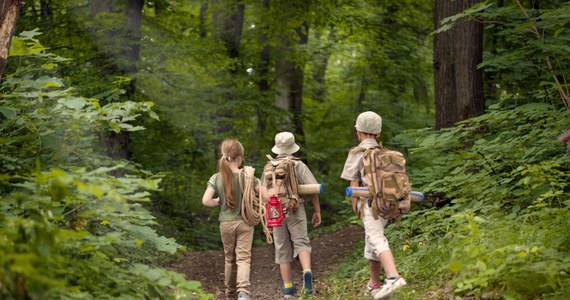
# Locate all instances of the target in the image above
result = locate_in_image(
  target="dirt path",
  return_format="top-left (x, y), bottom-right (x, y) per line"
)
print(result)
top-left (169, 225), bottom-right (364, 299)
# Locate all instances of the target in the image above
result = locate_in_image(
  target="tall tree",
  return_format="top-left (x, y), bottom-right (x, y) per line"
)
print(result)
top-left (275, 21), bottom-right (309, 139)
top-left (207, 0), bottom-right (246, 136)
top-left (0, 0), bottom-right (23, 81)
top-left (257, 0), bottom-right (271, 134)
top-left (210, 0), bottom-right (245, 68)
top-left (434, 0), bottom-right (485, 129)
top-left (87, 0), bottom-right (145, 162)
top-left (125, 0), bottom-right (143, 74)
top-left (311, 28), bottom-right (335, 103)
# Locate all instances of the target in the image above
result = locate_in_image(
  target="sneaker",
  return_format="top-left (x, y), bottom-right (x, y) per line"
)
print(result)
top-left (237, 291), bottom-right (251, 300)
top-left (302, 271), bottom-right (313, 296)
top-left (367, 283), bottom-right (381, 297)
top-left (281, 283), bottom-right (296, 299)
top-left (373, 276), bottom-right (407, 299)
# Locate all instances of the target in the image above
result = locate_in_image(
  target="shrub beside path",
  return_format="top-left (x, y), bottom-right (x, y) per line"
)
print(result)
top-left (169, 224), bottom-right (364, 299)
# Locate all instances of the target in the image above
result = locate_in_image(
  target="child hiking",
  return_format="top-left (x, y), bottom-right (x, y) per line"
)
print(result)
top-left (202, 139), bottom-right (265, 300)
top-left (340, 111), bottom-right (407, 299)
top-left (262, 132), bottom-right (321, 298)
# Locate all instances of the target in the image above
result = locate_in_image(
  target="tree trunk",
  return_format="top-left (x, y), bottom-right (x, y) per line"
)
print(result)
top-left (274, 20), bottom-right (310, 163)
top-left (40, 0), bottom-right (52, 18)
top-left (454, 0), bottom-right (485, 121)
top-left (311, 29), bottom-right (335, 103)
top-left (0, 0), bottom-right (23, 82)
top-left (211, 0), bottom-right (245, 64)
top-left (153, 0), bottom-right (168, 16)
top-left (125, 0), bottom-right (143, 73)
top-left (275, 22), bottom-right (309, 140)
top-left (292, 23), bottom-right (308, 137)
top-left (88, 0), bottom-right (139, 164)
top-left (124, 0), bottom-right (143, 98)
top-left (257, 0), bottom-right (270, 133)
top-left (434, 0), bottom-right (485, 129)
top-left (209, 0), bottom-right (245, 135)
top-left (199, 1), bottom-right (208, 38)
top-left (434, 0), bottom-right (458, 129)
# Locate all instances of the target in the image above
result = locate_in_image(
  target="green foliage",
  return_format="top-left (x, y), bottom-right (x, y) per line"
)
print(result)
top-left (408, 102), bottom-right (568, 207)
top-left (325, 99), bottom-right (569, 299)
top-left (476, 1), bottom-right (570, 108)
top-left (1, 32), bottom-right (208, 299)
top-left (325, 2), bottom-right (570, 297)
top-left (11, 0), bottom-right (436, 250)
top-left (389, 102), bottom-right (568, 299)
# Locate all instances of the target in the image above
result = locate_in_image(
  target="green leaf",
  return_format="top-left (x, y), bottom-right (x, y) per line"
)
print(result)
top-left (0, 106), bottom-right (19, 118)
top-left (448, 260), bottom-right (463, 272)
top-left (44, 78), bottom-right (64, 88)
top-left (58, 97), bottom-right (86, 110)
top-left (41, 63), bottom-right (57, 70)
top-left (8, 37), bottom-right (28, 56)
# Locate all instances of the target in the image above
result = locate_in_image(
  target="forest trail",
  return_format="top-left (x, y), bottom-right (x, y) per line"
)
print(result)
top-left (169, 224), bottom-right (364, 299)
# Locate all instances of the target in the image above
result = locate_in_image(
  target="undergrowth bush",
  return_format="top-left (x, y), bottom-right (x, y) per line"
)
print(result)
top-left (0, 31), bottom-right (208, 299)
top-left (324, 99), bottom-right (569, 299)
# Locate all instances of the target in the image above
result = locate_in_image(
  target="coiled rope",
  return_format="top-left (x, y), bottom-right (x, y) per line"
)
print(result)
top-left (239, 166), bottom-right (273, 244)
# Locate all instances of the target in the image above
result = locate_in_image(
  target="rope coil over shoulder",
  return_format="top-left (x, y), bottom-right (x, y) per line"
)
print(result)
top-left (239, 166), bottom-right (273, 244)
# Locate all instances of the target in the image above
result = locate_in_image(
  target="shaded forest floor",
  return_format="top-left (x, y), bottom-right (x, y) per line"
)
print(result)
top-left (168, 225), bottom-right (364, 300)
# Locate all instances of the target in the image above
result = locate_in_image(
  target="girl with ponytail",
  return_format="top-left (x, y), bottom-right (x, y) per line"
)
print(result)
top-left (201, 139), bottom-right (262, 300)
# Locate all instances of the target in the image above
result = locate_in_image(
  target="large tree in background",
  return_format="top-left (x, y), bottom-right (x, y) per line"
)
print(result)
top-left (434, 0), bottom-right (485, 129)
top-left (256, 0), bottom-right (271, 134)
top-left (209, 0), bottom-right (246, 135)
top-left (211, 0), bottom-right (245, 70)
top-left (87, 0), bottom-right (145, 162)
top-left (310, 29), bottom-right (336, 103)
top-left (275, 22), bottom-right (310, 139)
top-left (0, 0), bottom-right (23, 81)
top-left (271, 1), bottom-right (312, 147)
top-left (125, 0), bottom-right (143, 74)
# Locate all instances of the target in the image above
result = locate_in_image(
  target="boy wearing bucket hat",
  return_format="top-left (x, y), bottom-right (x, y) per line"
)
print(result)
top-left (340, 111), bottom-right (407, 299)
top-left (263, 132), bottom-right (321, 298)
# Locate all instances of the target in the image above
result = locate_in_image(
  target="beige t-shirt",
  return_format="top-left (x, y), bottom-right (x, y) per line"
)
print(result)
top-left (340, 139), bottom-right (380, 186)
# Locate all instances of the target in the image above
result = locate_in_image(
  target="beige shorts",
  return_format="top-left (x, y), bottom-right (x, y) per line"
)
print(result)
top-left (361, 203), bottom-right (390, 261)
top-left (273, 205), bottom-right (311, 264)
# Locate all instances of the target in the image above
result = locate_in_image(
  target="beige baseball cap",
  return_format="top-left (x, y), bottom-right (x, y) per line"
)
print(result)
top-left (355, 111), bottom-right (382, 134)
top-left (271, 132), bottom-right (300, 155)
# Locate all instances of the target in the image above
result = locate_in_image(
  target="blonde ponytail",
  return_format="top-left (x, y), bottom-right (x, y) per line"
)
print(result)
top-left (217, 139), bottom-right (244, 210)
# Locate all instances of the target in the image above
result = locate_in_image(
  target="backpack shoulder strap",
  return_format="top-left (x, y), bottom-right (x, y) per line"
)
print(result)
top-left (349, 146), bottom-right (365, 155)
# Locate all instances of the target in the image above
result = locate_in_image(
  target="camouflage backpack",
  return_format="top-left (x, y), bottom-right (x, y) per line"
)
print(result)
top-left (263, 155), bottom-right (303, 212)
top-left (354, 145), bottom-right (412, 222)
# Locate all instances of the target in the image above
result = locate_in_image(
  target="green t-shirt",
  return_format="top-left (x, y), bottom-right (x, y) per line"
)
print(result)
top-left (207, 171), bottom-right (251, 222)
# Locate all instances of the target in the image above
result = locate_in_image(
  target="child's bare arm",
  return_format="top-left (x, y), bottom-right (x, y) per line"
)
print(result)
top-left (201, 187), bottom-right (220, 207)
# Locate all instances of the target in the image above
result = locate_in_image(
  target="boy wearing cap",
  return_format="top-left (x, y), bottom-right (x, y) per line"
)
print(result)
top-left (263, 132), bottom-right (322, 298)
top-left (340, 111), bottom-right (407, 299)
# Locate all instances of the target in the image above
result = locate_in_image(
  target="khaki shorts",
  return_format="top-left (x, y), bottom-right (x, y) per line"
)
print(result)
top-left (273, 205), bottom-right (311, 264)
top-left (361, 203), bottom-right (390, 261)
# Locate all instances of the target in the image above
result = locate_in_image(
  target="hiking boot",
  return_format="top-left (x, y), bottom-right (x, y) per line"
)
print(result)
top-left (281, 283), bottom-right (296, 299)
top-left (237, 291), bottom-right (251, 300)
top-left (301, 271), bottom-right (313, 296)
top-left (366, 283), bottom-right (381, 297)
top-left (373, 276), bottom-right (407, 299)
